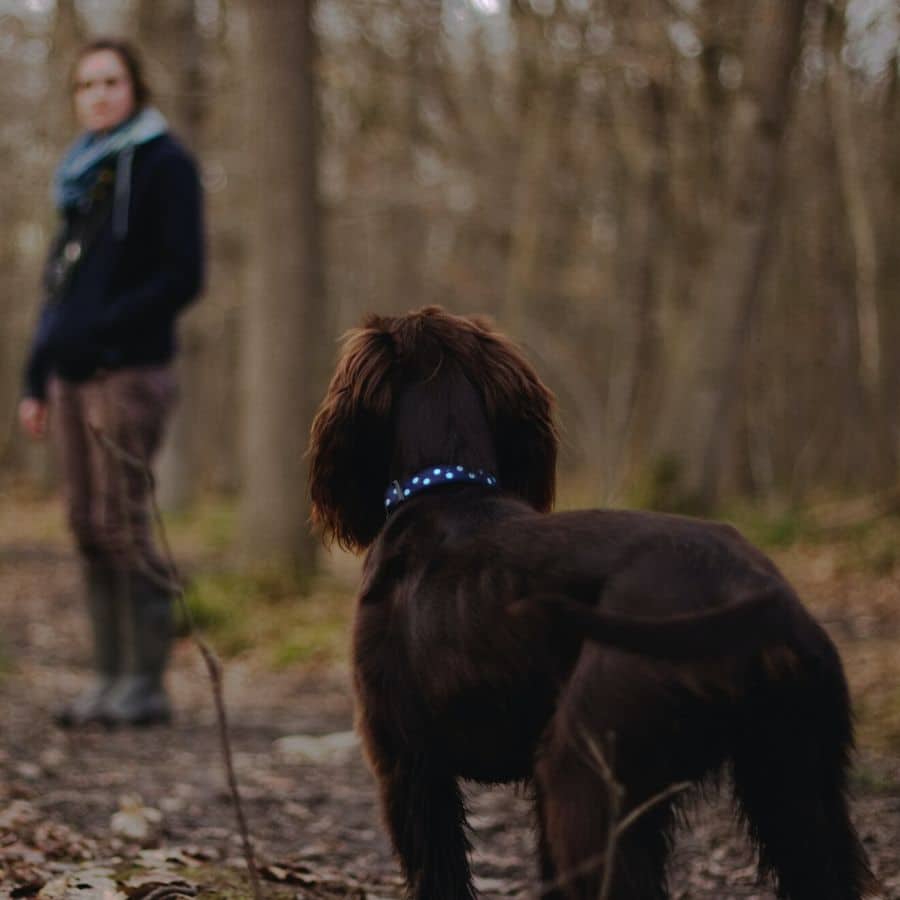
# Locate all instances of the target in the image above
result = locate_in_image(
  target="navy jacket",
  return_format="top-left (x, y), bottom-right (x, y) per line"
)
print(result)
top-left (24, 133), bottom-right (204, 400)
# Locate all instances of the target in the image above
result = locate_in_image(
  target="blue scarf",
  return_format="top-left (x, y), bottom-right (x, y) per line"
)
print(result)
top-left (53, 106), bottom-right (168, 212)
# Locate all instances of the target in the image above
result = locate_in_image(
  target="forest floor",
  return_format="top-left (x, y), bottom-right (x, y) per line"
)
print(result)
top-left (1, 494), bottom-right (900, 899)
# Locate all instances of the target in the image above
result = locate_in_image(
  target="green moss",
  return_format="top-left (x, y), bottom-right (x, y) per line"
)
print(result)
top-left (628, 456), bottom-right (707, 516)
top-left (741, 509), bottom-right (813, 549)
top-left (271, 617), bottom-right (347, 669)
top-left (180, 568), bottom-right (351, 666)
top-left (854, 683), bottom-right (900, 754)
top-left (162, 497), bottom-right (238, 554)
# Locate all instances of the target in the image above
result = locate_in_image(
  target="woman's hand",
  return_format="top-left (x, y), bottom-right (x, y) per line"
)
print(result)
top-left (18, 398), bottom-right (48, 440)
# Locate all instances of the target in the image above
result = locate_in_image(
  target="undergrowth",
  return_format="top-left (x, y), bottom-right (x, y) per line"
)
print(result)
top-left (170, 492), bottom-right (900, 752)
top-left (4, 489), bottom-right (900, 751)
top-left (182, 568), bottom-right (351, 668)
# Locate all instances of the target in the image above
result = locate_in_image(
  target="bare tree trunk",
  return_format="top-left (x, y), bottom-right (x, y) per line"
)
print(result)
top-left (0, 17), bottom-right (29, 469)
top-left (503, 2), bottom-right (565, 333)
top-left (387, 1), bottom-right (433, 309)
top-left (823, 5), bottom-right (880, 393)
top-left (10, 0), bottom-right (83, 483)
top-left (137, 0), bottom-right (206, 511)
top-left (877, 60), bottom-right (900, 457)
top-left (612, 78), bottom-right (669, 466)
top-left (822, 3), bottom-right (896, 486)
top-left (656, 0), bottom-right (808, 510)
top-left (503, 89), bottom-right (554, 333)
top-left (239, 0), bottom-right (327, 572)
top-left (45, 0), bottom-right (83, 139)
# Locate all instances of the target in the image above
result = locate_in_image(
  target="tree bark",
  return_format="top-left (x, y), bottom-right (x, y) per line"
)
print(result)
top-left (611, 78), bottom-right (669, 470)
top-left (503, 2), bottom-right (577, 333)
top-left (655, 0), bottom-right (809, 510)
top-left (12, 0), bottom-right (83, 483)
top-left (137, 0), bottom-right (206, 512)
top-left (823, 5), bottom-right (880, 394)
top-left (822, 3), bottom-right (896, 485)
top-left (877, 59), bottom-right (900, 457)
top-left (239, 0), bottom-right (327, 572)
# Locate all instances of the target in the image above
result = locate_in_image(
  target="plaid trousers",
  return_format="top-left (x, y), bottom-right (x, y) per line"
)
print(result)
top-left (48, 365), bottom-right (176, 577)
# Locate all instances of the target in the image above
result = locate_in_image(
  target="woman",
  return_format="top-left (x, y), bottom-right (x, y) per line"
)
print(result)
top-left (19, 39), bottom-right (205, 727)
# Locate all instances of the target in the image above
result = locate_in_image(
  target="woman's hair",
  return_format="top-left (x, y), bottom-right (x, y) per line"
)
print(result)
top-left (72, 38), bottom-right (151, 108)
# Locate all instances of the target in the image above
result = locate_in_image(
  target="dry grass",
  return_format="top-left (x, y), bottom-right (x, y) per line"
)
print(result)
top-left (761, 518), bottom-right (900, 754)
top-left (0, 482), bottom-right (68, 546)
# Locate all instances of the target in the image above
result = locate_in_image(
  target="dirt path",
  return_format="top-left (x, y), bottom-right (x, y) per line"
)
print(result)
top-left (1, 541), bottom-right (899, 898)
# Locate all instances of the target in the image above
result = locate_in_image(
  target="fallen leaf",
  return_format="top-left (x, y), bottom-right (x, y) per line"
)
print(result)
top-left (36, 867), bottom-right (125, 899)
top-left (260, 863), bottom-right (290, 881)
top-left (273, 731), bottom-right (359, 765)
top-left (123, 877), bottom-right (197, 899)
top-left (0, 800), bottom-right (38, 829)
top-left (110, 797), bottom-right (162, 844)
top-left (133, 849), bottom-right (190, 868)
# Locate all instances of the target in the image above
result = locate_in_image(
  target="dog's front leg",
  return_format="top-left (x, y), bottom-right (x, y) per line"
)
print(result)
top-left (379, 752), bottom-right (477, 900)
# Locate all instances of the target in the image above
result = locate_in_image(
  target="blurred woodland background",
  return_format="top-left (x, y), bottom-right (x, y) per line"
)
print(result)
top-left (2, 7), bottom-right (900, 891)
top-left (1, 0), bottom-right (899, 572)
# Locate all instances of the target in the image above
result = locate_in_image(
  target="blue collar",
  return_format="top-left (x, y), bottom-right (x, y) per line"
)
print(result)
top-left (384, 465), bottom-right (499, 513)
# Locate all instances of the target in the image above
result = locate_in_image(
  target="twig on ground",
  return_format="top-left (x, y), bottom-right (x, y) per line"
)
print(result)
top-left (89, 423), bottom-right (265, 900)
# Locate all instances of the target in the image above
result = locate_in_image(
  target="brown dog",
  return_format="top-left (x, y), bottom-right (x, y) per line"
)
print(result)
top-left (308, 307), bottom-right (877, 900)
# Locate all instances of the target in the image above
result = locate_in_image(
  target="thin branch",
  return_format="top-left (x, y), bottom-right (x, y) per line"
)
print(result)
top-left (617, 781), bottom-right (693, 835)
top-left (539, 726), bottom-right (690, 898)
top-left (89, 422), bottom-right (265, 900)
top-left (582, 730), bottom-right (624, 900)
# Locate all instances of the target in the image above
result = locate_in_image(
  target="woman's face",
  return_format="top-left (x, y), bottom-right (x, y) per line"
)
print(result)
top-left (73, 49), bottom-right (136, 133)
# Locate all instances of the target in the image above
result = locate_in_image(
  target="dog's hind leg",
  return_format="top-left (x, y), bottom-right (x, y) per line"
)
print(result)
top-left (731, 639), bottom-right (879, 900)
top-left (535, 742), bottom-right (674, 900)
top-left (379, 752), bottom-right (476, 900)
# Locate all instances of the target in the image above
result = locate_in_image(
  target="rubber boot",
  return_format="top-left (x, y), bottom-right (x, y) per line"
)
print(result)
top-left (101, 571), bottom-right (173, 726)
top-left (54, 562), bottom-right (121, 728)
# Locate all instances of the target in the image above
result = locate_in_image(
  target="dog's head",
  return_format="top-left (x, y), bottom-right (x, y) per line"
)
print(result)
top-left (308, 306), bottom-right (558, 551)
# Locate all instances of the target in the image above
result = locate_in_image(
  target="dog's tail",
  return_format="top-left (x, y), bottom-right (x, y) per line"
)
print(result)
top-left (518, 585), bottom-right (790, 660)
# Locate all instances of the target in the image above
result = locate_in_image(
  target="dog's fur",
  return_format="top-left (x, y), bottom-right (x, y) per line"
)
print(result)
top-left (308, 307), bottom-right (877, 900)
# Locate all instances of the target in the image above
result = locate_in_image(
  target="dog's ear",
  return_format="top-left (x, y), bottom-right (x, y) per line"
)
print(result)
top-left (470, 320), bottom-right (558, 512)
top-left (308, 319), bottom-right (395, 550)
